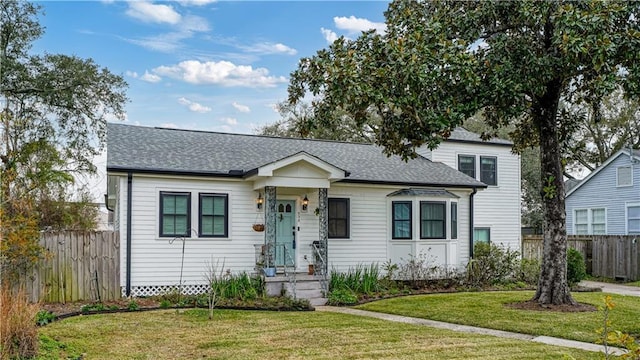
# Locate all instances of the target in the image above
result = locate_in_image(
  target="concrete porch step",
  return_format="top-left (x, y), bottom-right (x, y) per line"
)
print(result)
top-left (264, 272), bottom-right (327, 306)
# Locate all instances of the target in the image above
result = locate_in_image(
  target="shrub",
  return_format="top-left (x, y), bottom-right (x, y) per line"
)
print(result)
top-left (329, 264), bottom-right (383, 295)
top-left (465, 242), bottom-right (520, 288)
top-left (36, 310), bottom-right (56, 326)
top-left (327, 288), bottom-right (358, 306)
top-left (517, 258), bottom-right (541, 286)
top-left (567, 248), bottom-right (586, 286)
top-left (1, 285), bottom-right (40, 359)
top-left (127, 300), bottom-right (139, 311)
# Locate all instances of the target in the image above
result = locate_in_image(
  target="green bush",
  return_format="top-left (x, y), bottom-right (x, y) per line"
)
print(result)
top-left (329, 263), bottom-right (383, 295)
top-left (36, 310), bottom-right (56, 326)
top-left (327, 288), bottom-right (358, 306)
top-left (517, 258), bottom-right (541, 286)
top-left (567, 248), bottom-right (586, 286)
top-left (465, 242), bottom-right (520, 288)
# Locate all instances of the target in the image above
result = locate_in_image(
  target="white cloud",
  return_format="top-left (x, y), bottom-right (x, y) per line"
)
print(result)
top-left (159, 122), bottom-right (180, 129)
top-left (334, 16), bottom-right (386, 34)
top-left (125, 70), bottom-right (139, 78)
top-left (232, 102), bottom-right (250, 113)
top-left (140, 71), bottom-right (162, 83)
top-left (243, 42), bottom-right (297, 55)
top-left (126, 1), bottom-right (181, 24)
top-left (220, 117), bottom-right (238, 126)
top-left (153, 60), bottom-right (286, 88)
top-left (178, 97), bottom-right (212, 113)
top-left (178, 0), bottom-right (216, 6)
top-left (321, 27), bottom-right (339, 44)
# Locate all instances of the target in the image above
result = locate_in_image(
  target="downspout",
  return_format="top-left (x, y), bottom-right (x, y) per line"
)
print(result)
top-left (126, 172), bottom-right (133, 297)
top-left (469, 187), bottom-right (477, 259)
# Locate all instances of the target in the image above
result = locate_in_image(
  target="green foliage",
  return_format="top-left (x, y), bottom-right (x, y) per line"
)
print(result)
top-left (395, 252), bottom-right (447, 289)
top-left (597, 295), bottom-right (640, 360)
top-left (517, 258), bottom-right (541, 286)
top-left (466, 242), bottom-right (521, 288)
top-left (36, 310), bottom-right (56, 326)
top-left (127, 300), bottom-right (139, 311)
top-left (567, 248), bottom-right (587, 286)
top-left (327, 289), bottom-right (358, 306)
top-left (159, 300), bottom-right (171, 309)
top-left (81, 303), bottom-right (106, 313)
top-left (329, 263), bottom-right (383, 295)
top-left (287, 0), bottom-right (640, 304)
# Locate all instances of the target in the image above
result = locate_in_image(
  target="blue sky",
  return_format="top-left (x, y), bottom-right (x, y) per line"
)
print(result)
top-left (33, 1), bottom-right (390, 200)
top-left (36, 0), bottom-right (389, 134)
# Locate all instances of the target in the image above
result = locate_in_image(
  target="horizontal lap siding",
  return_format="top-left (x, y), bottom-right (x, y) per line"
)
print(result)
top-left (427, 142), bottom-right (522, 252)
top-left (327, 186), bottom-right (390, 271)
top-left (566, 155), bottom-right (640, 235)
top-left (128, 175), bottom-right (260, 287)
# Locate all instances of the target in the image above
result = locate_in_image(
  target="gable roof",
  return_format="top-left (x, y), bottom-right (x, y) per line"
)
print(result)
top-left (107, 123), bottom-right (487, 188)
top-left (566, 149), bottom-right (640, 197)
top-left (446, 127), bottom-right (513, 146)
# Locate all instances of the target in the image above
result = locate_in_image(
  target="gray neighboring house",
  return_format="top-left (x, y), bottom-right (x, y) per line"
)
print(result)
top-left (566, 149), bottom-right (640, 235)
top-left (106, 123), bottom-right (520, 297)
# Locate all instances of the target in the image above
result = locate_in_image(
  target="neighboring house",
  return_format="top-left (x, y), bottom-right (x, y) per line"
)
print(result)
top-left (566, 149), bottom-right (640, 235)
top-left (417, 128), bottom-right (521, 252)
top-left (106, 124), bottom-right (520, 296)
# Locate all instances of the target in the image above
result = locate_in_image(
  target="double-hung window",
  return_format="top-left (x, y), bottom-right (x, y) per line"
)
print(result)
top-left (480, 156), bottom-right (497, 186)
top-left (160, 192), bottom-right (191, 237)
top-left (618, 166), bottom-right (632, 187)
top-left (458, 155), bottom-right (476, 178)
top-left (328, 198), bottom-right (349, 238)
top-left (420, 201), bottom-right (446, 239)
top-left (574, 208), bottom-right (606, 235)
top-left (199, 193), bottom-right (228, 237)
top-left (628, 204), bottom-right (640, 234)
top-left (392, 201), bottom-right (412, 239)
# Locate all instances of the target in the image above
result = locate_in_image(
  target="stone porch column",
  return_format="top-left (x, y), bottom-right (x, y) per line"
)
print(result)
top-left (318, 188), bottom-right (328, 275)
top-left (264, 186), bottom-right (277, 268)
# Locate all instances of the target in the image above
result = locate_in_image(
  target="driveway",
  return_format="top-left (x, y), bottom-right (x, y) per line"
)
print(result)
top-left (579, 280), bottom-right (640, 297)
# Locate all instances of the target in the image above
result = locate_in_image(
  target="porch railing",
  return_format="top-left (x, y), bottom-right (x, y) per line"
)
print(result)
top-left (311, 241), bottom-right (328, 295)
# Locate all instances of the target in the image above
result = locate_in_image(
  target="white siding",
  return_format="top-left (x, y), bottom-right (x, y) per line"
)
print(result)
top-left (566, 154), bottom-right (640, 235)
top-left (418, 141), bottom-right (522, 252)
top-left (114, 174), bottom-right (476, 288)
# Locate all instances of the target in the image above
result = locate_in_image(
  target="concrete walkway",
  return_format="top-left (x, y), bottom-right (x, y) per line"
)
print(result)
top-left (316, 306), bottom-right (627, 356)
top-left (580, 280), bottom-right (640, 297)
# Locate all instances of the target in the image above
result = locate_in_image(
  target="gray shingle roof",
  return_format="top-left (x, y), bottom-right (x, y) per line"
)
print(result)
top-left (447, 127), bottom-right (512, 146)
top-left (107, 123), bottom-right (487, 188)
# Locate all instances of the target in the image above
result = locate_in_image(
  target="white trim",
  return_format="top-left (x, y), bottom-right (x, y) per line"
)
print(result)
top-left (573, 207), bottom-right (607, 235)
top-left (625, 202), bottom-right (640, 235)
top-left (255, 151), bottom-right (346, 180)
top-left (567, 149), bottom-right (639, 197)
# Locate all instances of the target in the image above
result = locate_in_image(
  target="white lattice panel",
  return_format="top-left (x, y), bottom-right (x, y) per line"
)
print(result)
top-left (121, 284), bottom-right (210, 297)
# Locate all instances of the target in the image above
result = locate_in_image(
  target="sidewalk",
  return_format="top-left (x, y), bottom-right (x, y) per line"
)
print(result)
top-left (316, 306), bottom-right (627, 356)
top-left (580, 280), bottom-right (640, 297)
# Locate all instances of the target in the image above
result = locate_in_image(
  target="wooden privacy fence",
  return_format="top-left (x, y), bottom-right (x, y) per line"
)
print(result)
top-left (18, 231), bottom-right (120, 303)
top-left (522, 235), bottom-right (640, 281)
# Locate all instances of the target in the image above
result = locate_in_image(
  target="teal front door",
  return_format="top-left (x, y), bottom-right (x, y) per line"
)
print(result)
top-left (275, 200), bottom-right (296, 267)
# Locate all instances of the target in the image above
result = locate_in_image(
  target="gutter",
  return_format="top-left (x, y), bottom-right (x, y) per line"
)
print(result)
top-left (469, 187), bottom-right (477, 259)
top-left (126, 172), bottom-right (133, 297)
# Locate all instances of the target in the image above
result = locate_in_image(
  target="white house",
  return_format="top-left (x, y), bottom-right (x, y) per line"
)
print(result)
top-left (566, 149), bottom-right (640, 235)
top-left (106, 124), bottom-right (520, 297)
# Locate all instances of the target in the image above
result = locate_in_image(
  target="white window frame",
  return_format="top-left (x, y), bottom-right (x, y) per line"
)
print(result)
top-left (617, 166), bottom-right (633, 187)
top-left (626, 202), bottom-right (640, 235)
top-left (573, 208), bottom-right (607, 235)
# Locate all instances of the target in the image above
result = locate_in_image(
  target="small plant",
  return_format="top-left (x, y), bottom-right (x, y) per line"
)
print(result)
top-left (159, 300), bottom-right (172, 309)
top-left (396, 251), bottom-right (442, 289)
top-left (517, 258), bottom-right (541, 286)
top-left (327, 288), bottom-right (358, 306)
top-left (465, 242), bottom-right (520, 288)
top-left (567, 248), bottom-right (586, 286)
top-left (127, 300), bottom-right (139, 311)
top-left (597, 295), bottom-right (640, 360)
top-left (81, 303), bottom-right (106, 313)
top-left (36, 310), bottom-right (57, 326)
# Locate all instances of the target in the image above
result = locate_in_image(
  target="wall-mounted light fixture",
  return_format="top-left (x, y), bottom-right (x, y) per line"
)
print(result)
top-left (302, 195), bottom-right (309, 211)
top-left (256, 193), bottom-right (263, 210)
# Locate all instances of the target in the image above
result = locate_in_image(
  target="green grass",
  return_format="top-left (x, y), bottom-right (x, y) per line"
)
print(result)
top-left (357, 291), bottom-right (640, 343)
top-left (626, 281), bottom-right (640, 287)
top-left (38, 309), bottom-right (604, 359)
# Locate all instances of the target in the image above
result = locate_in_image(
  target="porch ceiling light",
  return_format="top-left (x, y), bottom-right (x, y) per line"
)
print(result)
top-left (256, 193), bottom-right (263, 210)
top-left (302, 195), bottom-right (309, 211)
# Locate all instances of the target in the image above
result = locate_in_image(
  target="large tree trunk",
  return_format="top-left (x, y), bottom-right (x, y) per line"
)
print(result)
top-left (531, 79), bottom-right (576, 306)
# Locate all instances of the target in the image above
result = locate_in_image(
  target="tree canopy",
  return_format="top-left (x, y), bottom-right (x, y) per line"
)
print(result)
top-left (1, 0), bottom-right (127, 280)
top-left (288, 0), bottom-right (640, 305)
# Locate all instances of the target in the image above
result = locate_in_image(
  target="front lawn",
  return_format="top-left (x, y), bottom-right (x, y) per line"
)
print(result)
top-left (38, 309), bottom-right (604, 359)
top-left (357, 291), bottom-right (640, 344)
